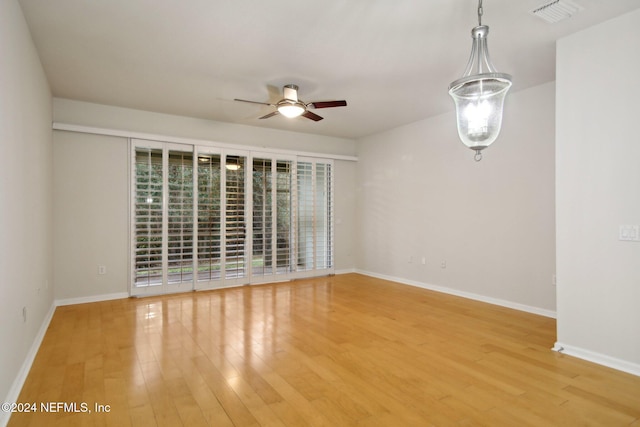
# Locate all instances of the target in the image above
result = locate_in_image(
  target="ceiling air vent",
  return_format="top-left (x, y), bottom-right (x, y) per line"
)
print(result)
top-left (531, 0), bottom-right (583, 24)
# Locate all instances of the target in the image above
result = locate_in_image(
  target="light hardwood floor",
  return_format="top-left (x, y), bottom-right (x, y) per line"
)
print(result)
top-left (8, 273), bottom-right (640, 426)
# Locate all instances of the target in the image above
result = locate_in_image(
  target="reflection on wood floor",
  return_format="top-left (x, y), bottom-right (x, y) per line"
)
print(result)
top-left (8, 273), bottom-right (640, 426)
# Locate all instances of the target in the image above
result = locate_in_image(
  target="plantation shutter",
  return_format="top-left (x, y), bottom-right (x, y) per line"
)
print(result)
top-left (295, 159), bottom-right (334, 275)
top-left (132, 141), bottom-right (195, 295)
top-left (134, 147), bottom-right (163, 286)
top-left (275, 161), bottom-right (294, 274)
top-left (315, 162), bottom-right (332, 270)
top-left (251, 157), bottom-right (294, 281)
top-left (167, 150), bottom-right (195, 284)
top-left (196, 153), bottom-right (222, 285)
top-left (252, 158), bottom-right (274, 277)
top-left (296, 161), bottom-right (314, 271)
top-left (224, 155), bottom-right (247, 280)
top-left (132, 142), bottom-right (334, 294)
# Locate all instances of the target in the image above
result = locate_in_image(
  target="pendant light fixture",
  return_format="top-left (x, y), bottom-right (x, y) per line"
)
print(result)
top-left (449, 0), bottom-right (512, 161)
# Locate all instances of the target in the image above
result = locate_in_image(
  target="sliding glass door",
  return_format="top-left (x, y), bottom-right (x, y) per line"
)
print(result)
top-left (222, 152), bottom-right (248, 286)
top-left (251, 155), bottom-right (295, 283)
top-left (131, 141), bottom-right (333, 296)
top-left (132, 141), bottom-right (195, 295)
top-left (296, 158), bottom-right (333, 274)
top-left (195, 150), bottom-right (222, 287)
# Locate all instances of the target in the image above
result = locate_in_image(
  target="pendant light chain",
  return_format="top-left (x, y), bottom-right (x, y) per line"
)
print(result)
top-left (477, 0), bottom-right (483, 26)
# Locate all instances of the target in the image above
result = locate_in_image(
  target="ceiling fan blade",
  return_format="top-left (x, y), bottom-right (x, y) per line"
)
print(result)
top-left (308, 100), bottom-right (347, 109)
top-left (234, 98), bottom-right (273, 106)
top-left (259, 111), bottom-right (279, 119)
top-left (302, 111), bottom-right (323, 121)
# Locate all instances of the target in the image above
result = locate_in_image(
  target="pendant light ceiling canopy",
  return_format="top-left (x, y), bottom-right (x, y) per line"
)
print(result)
top-left (449, 0), bottom-right (512, 161)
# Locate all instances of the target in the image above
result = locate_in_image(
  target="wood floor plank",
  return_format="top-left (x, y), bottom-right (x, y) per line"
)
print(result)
top-left (260, 371), bottom-right (333, 427)
top-left (191, 355), bottom-right (260, 426)
top-left (7, 273), bottom-right (640, 426)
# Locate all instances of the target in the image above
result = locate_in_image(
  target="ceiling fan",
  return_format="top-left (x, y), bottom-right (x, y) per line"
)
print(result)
top-left (234, 84), bottom-right (347, 121)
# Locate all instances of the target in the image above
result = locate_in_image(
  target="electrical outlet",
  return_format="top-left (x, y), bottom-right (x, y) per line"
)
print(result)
top-left (98, 265), bottom-right (107, 275)
top-left (440, 260), bottom-right (447, 269)
top-left (619, 225), bottom-right (640, 241)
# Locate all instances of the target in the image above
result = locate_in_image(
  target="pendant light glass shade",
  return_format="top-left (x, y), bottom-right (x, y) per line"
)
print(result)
top-left (449, 74), bottom-right (511, 151)
top-left (449, 2), bottom-right (512, 161)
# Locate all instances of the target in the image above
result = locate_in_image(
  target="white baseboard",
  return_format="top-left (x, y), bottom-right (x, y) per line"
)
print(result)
top-left (55, 291), bottom-right (129, 307)
top-left (334, 268), bottom-right (357, 275)
top-left (1, 302), bottom-right (56, 427)
top-left (1, 291), bottom-right (130, 427)
top-left (553, 342), bottom-right (640, 377)
top-left (355, 269), bottom-right (557, 319)
top-left (351, 270), bottom-right (640, 377)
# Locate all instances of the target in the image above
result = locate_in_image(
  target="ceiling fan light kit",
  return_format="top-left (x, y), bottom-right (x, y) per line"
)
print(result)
top-left (276, 84), bottom-right (306, 118)
top-left (449, 0), bottom-right (512, 161)
top-left (235, 84), bottom-right (347, 122)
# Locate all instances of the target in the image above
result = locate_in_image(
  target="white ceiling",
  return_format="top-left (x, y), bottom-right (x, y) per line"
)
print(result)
top-left (18, 0), bottom-right (640, 140)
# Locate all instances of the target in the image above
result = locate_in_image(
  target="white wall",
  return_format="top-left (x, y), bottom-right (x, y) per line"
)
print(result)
top-left (356, 82), bottom-right (556, 315)
top-left (0, 0), bottom-right (53, 420)
top-left (54, 98), bottom-right (356, 157)
top-left (52, 102), bottom-right (358, 300)
top-left (556, 9), bottom-right (640, 374)
top-left (334, 159), bottom-right (357, 272)
top-left (53, 132), bottom-right (129, 301)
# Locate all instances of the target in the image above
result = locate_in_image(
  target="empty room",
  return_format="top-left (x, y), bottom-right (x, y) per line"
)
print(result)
top-left (2, 0), bottom-right (640, 425)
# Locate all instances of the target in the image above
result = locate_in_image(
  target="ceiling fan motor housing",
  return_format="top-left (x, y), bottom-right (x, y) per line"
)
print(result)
top-left (283, 84), bottom-right (300, 101)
